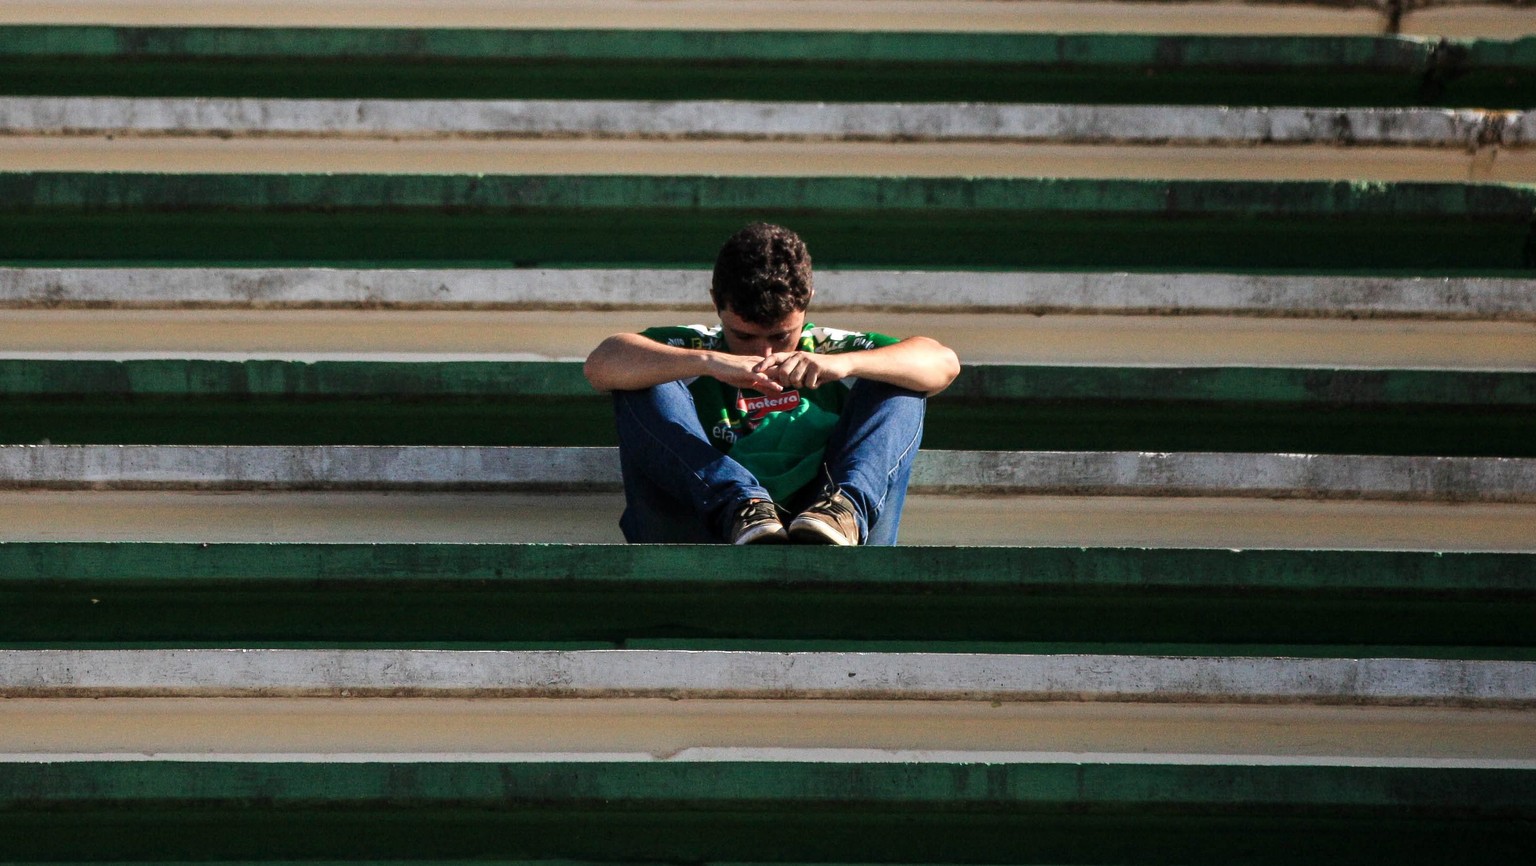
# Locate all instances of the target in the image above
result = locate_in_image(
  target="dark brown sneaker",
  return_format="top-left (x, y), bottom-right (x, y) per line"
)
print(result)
top-left (788, 490), bottom-right (861, 545)
top-left (729, 499), bottom-right (788, 545)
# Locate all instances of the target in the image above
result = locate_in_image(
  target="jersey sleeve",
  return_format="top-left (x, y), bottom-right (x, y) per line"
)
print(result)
top-left (638, 324), bottom-right (721, 350)
top-left (807, 325), bottom-right (901, 354)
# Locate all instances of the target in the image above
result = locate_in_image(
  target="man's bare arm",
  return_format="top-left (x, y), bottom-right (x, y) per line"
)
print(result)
top-left (756, 336), bottom-right (961, 396)
top-left (583, 333), bottom-right (783, 393)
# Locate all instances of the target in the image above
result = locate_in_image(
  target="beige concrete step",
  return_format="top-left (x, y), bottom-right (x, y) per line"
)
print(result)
top-left (5, 0), bottom-right (1529, 36)
top-left (4, 696), bottom-right (1532, 766)
top-left (5, 309), bottom-right (1534, 369)
top-left (1, 490), bottom-right (1531, 550)
top-left (8, 135), bottom-right (1528, 182)
top-left (0, 0), bottom-right (1399, 35)
top-left (4, 268), bottom-right (1532, 368)
top-left (6, 0), bottom-right (1529, 37)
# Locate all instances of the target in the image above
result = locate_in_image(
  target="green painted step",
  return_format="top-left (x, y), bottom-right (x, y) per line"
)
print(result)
top-left (3, 543), bottom-right (1531, 656)
top-left (0, 762), bottom-right (1531, 863)
top-left (2, 360), bottom-right (1532, 456)
top-left (1, 173), bottom-right (1532, 273)
top-left (0, 27), bottom-right (1531, 107)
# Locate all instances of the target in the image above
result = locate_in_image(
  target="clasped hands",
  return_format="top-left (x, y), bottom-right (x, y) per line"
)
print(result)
top-left (707, 351), bottom-right (853, 393)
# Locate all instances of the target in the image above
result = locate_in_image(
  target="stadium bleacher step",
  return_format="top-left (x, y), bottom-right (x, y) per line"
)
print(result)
top-left (2, 359), bottom-right (1531, 456)
top-left (2, 27), bottom-right (1531, 107)
top-left (3, 488), bottom-right (1533, 549)
top-left (5, 98), bottom-right (1526, 146)
top-left (4, 268), bottom-right (1532, 368)
top-left (4, 172), bottom-right (1532, 273)
top-left (5, 0), bottom-right (1533, 38)
top-left (3, 542), bottom-right (1531, 655)
top-left (4, 267), bottom-right (1534, 318)
top-left (11, 647), bottom-right (1535, 705)
top-left (4, 679), bottom-right (1532, 761)
top-left (3, 445), bottom-right (1534, 504)
top-left (1, 97), bottom-right (1527, 181)
top-left (0, 759), bottom-right (1530, 862)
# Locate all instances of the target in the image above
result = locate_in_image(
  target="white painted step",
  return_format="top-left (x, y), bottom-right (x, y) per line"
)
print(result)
top-left (6, 268), bottom-right (1533, 319)
top-left (8, 649), bottom-right (1533, 708)
top-left (1, 445), bottom-right (1533, 503)
top-left (5, 99), bottom-right (1523, 147)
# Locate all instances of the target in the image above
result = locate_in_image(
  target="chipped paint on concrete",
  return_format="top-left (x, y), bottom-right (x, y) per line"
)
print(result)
top-left (0, 445), bottom-right (619, 492)
top-left (1, 268), bottom-right (1532, 319)
top-left (915, 450), bottom-right (1536, 502)
top-left (0, 98), bottom-right (1525, 148)
top-left (3, 650), bottom-right (1534, 708)
top-left (0, 445), bottom-right (1532, 502)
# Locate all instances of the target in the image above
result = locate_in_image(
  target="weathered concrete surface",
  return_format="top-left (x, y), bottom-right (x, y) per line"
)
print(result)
top-left (917, 451), bottom-right (1536, 502)
top-left (1403, 5), bottom-right (1536, 38)
top-left (13, 136), bottom-right (1530, 181)
top-left (1512, 109), bottom-right (1536, 147)
top-left (5, 697), bottom-right (1532, 765)
top-left (1, 446), bottom-right (1532, 503)
top-left (0, 267), bottom-right (713, 309)
top-left (4, 650), bottom-right (1533, 708)
top-left (2, 98), bottom-right (1523, 147)
top-left (0, 445), bottom-right (618, 492)
top-left (4, 310), bottom-right (1536, 369)
top-left (3, 268), bottom-right (1532, 320)
top-left (2, 490), bottom-right (1532, 550)
top-left (9, 2), bottom-right (1532, 38)
top-left (0, 0), bottom-right (1396, 35)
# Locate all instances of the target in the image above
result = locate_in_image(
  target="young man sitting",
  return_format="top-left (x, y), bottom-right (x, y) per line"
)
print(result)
top-left (583, 223), bottom-right (960, 545)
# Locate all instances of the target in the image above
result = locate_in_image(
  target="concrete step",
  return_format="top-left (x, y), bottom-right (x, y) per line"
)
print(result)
top-left (6, 0), bottom-right (1532, 38)
top-left (10, 310), bottom-right (1534, 369)
top-left (13, 134), bottom-right (1534, 182)
top-left (0, 754), bottom-right (1529, 862)
top-left (4, 173), bottom-right (1531, 273)
top-left (4, 691), bottom-right (1532, 765)
top-left (4, 270), bottom-right (1531, 368)
top-left (1, 446), bottom-right (1532, 504)
top-left (2, 27), bottom-right (1531, 107)
top-left (1, 489), bottom-right (1532, 549)
top-left (6, 98), bottom-right (1527, 146)
top-left (8, 649), bottom-right (1535, 704)
top-left (5, 267), bottom-right (1534, 319)
top-left (6, 99), bottom-right (1526, 181)
top-left (3, 360), bottom-right (1532, 456)
top-left (3, 543), bottom-right (1530, 654)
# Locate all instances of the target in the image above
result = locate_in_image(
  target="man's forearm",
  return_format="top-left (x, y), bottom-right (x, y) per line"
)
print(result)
top-left (841, 336), bottom-right (961, 396)
top-left (583, 334), bottom-right (710, 391)
top-left (584, 333), bottom-right (783, 393)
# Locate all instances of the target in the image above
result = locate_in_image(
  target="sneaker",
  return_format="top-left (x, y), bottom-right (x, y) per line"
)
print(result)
top-left (729, 499), bottom-right (788, 545)
top-left (788, 490), bottom-right (861, 545)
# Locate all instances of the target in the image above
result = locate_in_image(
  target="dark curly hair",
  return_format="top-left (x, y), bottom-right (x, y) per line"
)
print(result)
top-left (710, 223), bottom-right (813, 325)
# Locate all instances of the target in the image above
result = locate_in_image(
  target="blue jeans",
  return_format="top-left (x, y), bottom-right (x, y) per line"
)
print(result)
top-left (613, 378), bottom-right (925, 545)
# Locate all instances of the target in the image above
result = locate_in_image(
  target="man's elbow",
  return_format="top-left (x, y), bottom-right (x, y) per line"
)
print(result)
top-left (583, 337), bottom-right (625, 392)
top-left (582, 358), bottom-right (609, 392)
top-left (915, 338), bottom-right (961, 396)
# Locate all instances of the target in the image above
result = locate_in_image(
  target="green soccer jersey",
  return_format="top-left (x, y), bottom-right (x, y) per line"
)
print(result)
top-left (639, 322), bottom-right (899, 501)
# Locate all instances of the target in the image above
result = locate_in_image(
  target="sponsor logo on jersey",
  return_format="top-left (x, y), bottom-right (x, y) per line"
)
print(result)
top-left (738, 390), bottom-right (801, 420)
